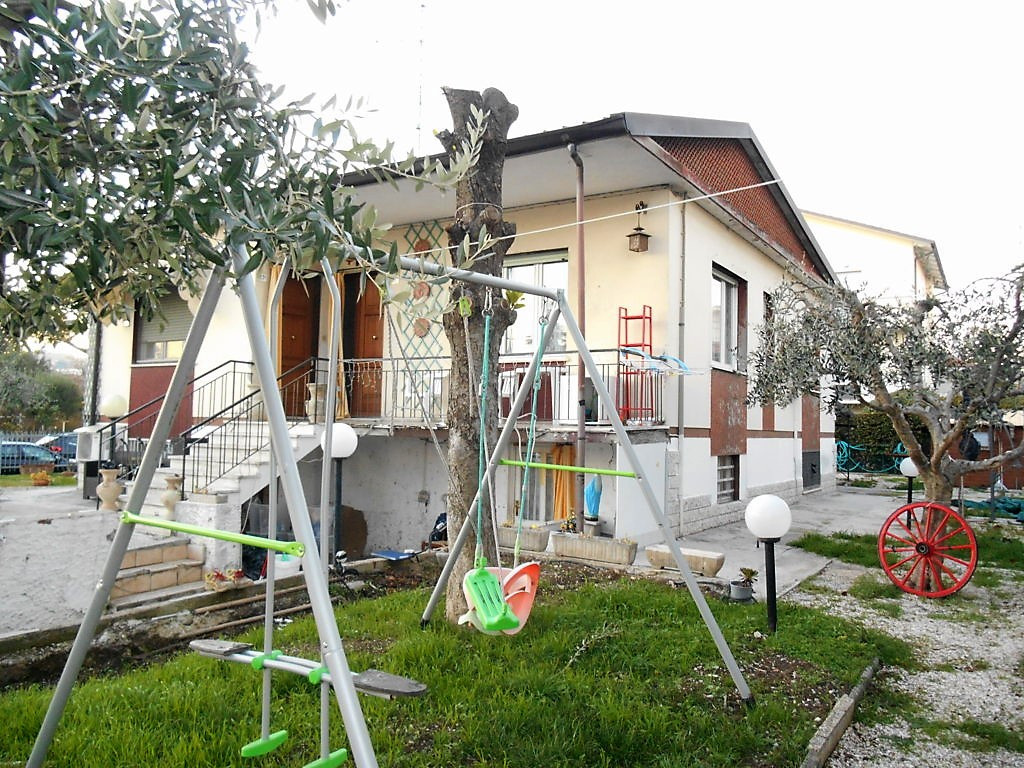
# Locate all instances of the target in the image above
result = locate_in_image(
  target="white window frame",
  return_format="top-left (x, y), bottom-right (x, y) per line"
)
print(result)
top-left (711, 269), bottom-right (738, 369)
top-left (502, 251), bottom-right (568, 355)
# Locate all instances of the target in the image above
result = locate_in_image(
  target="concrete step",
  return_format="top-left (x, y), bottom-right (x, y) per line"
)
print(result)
top-left (107, 580), bottom-right (208, 612)
top-left (111, 559), bottom-right (205, 600)
top-left (120, 536), bottom-right (202, 568)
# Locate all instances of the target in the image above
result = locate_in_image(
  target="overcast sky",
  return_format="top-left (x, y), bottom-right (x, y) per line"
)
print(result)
top-left (248, 0), bottom-right (1023, 290)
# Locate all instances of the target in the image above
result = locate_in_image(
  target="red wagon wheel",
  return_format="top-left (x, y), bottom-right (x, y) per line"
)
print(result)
top-left (877, 501), bottom-right (978, 598)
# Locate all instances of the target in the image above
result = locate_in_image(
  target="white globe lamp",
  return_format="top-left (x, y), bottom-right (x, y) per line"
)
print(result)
top-left (323, 423), bottom-right (358, 567)
top-left (323, 422), bottom-right (358, 459)
top-left (744, 494), bottom-right (792, 633)
top-left (99, 394), bottom-right (128, 420)
top-left (744, 494), bottom-right (792, 541)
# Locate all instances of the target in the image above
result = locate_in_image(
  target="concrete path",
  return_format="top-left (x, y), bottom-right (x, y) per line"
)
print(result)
top-left (0, 486), bottom-right (93, 522)
top-left (642, 488), bottom-right (914, 601)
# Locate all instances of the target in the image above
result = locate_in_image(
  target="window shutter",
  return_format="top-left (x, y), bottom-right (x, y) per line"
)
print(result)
top-left (139, 293), bottom-right (192, 344)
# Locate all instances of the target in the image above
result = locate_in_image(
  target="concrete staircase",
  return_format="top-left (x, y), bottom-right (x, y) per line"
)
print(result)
top-left (137, 420), bottom-right (323, 515)
top-left (111, 420), bottom-right (323, 608)
top-left (108, 537), bottom-right (206, 612)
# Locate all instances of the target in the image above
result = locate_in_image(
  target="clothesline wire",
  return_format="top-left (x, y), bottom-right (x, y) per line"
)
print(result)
top-left (393, 179), bottom-right (781, 263)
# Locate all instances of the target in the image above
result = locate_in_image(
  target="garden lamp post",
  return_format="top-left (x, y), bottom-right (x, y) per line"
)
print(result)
top-left (323, 423), bottom-right (358, 566)
top-left (900, 457), bottom-right (919, 527)
top-left (99, 394), bottom-right (127, 465)
top-left (745, 494), bottom-right (792, 633)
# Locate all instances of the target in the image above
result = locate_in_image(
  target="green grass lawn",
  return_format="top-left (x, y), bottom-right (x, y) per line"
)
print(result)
top-left (0, 471), bottom-right (76, 488)
top-left (791, 520), bottom-right (1024, 572)
top-left (0, 575), bottom-right (910, 768)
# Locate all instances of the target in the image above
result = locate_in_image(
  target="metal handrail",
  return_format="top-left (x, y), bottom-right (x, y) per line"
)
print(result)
top-left (179, 356), bottom-right (328, 493)
top-left (106, 348), bottom-right (666, 496)
top-left (96, 360), bottom-right (257, 481)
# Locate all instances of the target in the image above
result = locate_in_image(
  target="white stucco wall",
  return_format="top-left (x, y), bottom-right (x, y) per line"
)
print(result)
top-left (804, 213), bottom-right (931, 302)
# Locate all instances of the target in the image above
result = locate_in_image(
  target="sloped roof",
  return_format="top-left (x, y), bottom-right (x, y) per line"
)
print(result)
top-left (344, 112), bottom-right (834, 282)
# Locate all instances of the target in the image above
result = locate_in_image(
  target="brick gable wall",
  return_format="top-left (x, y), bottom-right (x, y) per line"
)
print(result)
top-left (655, 137), bottom-right (818, 277)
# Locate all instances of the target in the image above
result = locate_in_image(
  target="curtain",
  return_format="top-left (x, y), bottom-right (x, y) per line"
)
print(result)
top-left (267, 263), bottom-right (284, 371)
top-left (551, 443), bottom-right (576, 520)
top-left (334, 272), bottom-right (350, 419)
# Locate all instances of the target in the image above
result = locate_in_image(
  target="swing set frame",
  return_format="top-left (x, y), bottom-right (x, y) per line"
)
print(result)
top-left (26, 250), bottom-right (752, 768)
top-left (404, 256), bottom-right (753, 705)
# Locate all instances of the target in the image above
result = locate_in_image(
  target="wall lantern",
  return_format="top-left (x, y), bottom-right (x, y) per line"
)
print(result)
top-left (627, 201), bottom-right (650, 253)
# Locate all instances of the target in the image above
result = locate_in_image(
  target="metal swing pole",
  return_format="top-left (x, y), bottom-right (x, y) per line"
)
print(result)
top-left (255, 258), bottom-right (290, 752)
top-left (317, 259), bottom-right (343, 762)
top-left (555, 291), bottom-right (753, 704)
top-left (28, 269), bottom-right (229, 768)
top-left (232, 248), bottom-right (378, 768)
top-left (420, 304), bottom-right (562, 626)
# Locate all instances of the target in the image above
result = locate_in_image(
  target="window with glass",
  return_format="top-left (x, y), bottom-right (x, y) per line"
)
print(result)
top-left (716, 454), bottom-right (739, 503)
top-left (134, 293), bottom-right (191, 363)
top-left (711, 269), bottom-right (738, 368)
top-left (502, 251), bottom-right (568, 355)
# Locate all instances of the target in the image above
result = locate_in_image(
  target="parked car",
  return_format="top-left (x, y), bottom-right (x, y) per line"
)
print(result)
top-left (1, 441), bottom-right (70, 474)
top-left (36, 432), bottom-right (79, 470)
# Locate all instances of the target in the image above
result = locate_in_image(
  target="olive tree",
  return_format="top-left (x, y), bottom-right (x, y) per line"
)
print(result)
top-left (436, 87), bottom-right (519, 621)
top-left (748, 267), bottom-right (1024, 503)
top-left (0, 0), bottom-right (472, 343)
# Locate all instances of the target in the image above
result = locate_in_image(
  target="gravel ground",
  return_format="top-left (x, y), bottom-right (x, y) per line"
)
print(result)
top-left (787, 542), bottom-right (1024, 768)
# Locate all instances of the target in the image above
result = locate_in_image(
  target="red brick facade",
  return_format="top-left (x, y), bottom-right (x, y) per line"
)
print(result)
top-left (655, 137), bottom-right (819, 277)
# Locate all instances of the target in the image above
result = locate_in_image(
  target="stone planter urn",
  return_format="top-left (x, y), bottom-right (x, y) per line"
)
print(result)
top-left (305, 382), bottom-right (326, 422)
top-left (160, 475), bottom-right (183, 520)
top-left (551, 532), bottom-right (638, 565)
top-left (497, 525), bottom-right (550, 553)
top-left (97, 468), bottom-right (123, 512)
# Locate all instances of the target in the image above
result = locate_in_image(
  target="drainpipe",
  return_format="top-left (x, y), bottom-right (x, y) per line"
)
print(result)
top-left (677, 196), bottom-right (687, 443)
top-left (568, 143), bottom-right (586, 534)
top-left (86, 318), bottom-right (102, 425)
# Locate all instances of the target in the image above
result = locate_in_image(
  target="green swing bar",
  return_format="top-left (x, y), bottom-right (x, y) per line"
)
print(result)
top-left (499, 459), bottom-right (636, 478)
top-left (120, 511), bottom-right (305, 557)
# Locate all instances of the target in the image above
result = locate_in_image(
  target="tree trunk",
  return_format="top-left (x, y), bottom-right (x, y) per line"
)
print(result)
top-left (920, 468), bottom-right (954, 505)
top-left (439, 87), bottom-right (518, 624)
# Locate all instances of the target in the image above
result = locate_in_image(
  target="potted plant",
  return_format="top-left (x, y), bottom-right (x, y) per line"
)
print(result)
top-left (30, 469), bottom-right (51, 486)
top-left (204, 568), bottom-right (249, 592)
top-left (730, 567), bottom-right (758, 601)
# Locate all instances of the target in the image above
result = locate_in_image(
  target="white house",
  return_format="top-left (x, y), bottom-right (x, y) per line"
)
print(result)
top-left (89, 111), bottom-right (838, 576)
top-left (802, 211), bottom-right (947, 300)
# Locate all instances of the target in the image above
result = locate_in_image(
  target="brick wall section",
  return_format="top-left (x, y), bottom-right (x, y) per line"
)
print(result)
top-left (655, 137), bottom-right (817, 277)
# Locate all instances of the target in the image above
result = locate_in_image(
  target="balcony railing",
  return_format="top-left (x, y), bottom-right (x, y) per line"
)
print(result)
top-left (343, 348), bottom-right (665, 426)
top-left (90, 348), bottom-right (666, 498)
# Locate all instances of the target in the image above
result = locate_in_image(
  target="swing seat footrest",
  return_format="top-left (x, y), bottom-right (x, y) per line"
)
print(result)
top-left (302, 747), bottom-right (348, 768)
top-left (240, 730), bottom-right (288, 757)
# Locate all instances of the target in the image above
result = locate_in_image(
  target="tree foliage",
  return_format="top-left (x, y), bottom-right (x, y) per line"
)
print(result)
top-left (0, 349), bottom-right (82, 430)
top-left (749, 267), bottom-right (1024, 501)
top-left (0, 0), bottom-right (477, 345)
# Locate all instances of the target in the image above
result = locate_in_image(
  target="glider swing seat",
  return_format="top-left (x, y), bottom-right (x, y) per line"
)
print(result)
top-left (458, 305), bottom-right (550, 635)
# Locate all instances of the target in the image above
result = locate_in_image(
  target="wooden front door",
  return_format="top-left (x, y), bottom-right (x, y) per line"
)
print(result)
top-left (345, 275), bottom-right (383, 417)
top-left (280, 275), bottom-right (321, 417)
top-left (802, 394), bottom-right (821, 489)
